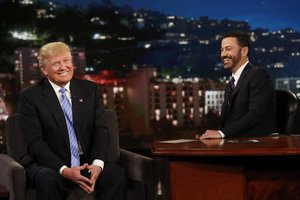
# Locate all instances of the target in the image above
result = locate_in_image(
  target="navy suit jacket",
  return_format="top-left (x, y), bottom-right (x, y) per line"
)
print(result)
top-left (220, 63), bottom-right (277, 137)
top-left (19, 78), bottom-right (109, 174)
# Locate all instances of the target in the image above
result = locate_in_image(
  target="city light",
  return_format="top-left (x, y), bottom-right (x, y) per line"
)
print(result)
top-left (117, 37), bottom-right (135, 41)
top-left (172, 120), bottom-right (178, 126)
top-left (10, 31), bottom-right (37, 41)
top-left (19, 0), bottom-right (33, 4)
top-left (93, 33), bottom-right (110, 40)
top-left (144, 44), bottom-right (151, 49)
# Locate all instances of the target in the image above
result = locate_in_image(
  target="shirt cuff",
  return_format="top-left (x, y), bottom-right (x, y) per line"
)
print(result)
top-left (92, 159), bottom-right (104, 170)
top-left (59, 165), bottom-right (68, 175)
top-left (218, 130), bottom-right (225, 138)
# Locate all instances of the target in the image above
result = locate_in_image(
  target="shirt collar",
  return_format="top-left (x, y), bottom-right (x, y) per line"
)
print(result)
top-left (232, 61), bottom-right (249, 85)
top-left (48, 79), bottom-right (71, 94)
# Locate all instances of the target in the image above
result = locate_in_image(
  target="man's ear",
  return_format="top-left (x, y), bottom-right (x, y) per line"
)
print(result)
top-left (40, 66), bottom-right (48, 76)
top-left (242, 46), bottom-right (249, 56)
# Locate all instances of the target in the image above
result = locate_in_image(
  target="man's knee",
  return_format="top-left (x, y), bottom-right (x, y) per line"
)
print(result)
top-left (109, 164), bottom-right (127, 185)
top-left (35, 167), bottom-right (64, 189)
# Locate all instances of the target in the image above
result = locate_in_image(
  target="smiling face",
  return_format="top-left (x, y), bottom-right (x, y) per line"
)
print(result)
top-left (221, 37), bottom-right (249, 73)
top-left (39, 42), bottom-right (74, 87)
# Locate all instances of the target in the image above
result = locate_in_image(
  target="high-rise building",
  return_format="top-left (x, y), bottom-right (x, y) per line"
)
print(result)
top-left (126, 68), bottom-right (156, 137)
top-left (276, 77), bottom-right (300, 98)
top-left (76, 71), bottom-right (128, 135)
top-left (72, 48), bottom-right (86, 75)
top-left (14, 48), bottom-right (41, 91)
top-left (150, 77), bottom-right (225, 130)
top-left (205, 90), bottom-right (225, 116)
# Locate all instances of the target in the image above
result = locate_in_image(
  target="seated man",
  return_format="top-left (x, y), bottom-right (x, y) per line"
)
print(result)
top-left (19, 41), bottom-right (127, 200)
top-left (198, 30), bottom-right (277, 139)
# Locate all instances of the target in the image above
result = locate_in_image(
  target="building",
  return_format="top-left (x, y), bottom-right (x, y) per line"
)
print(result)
top-left (205, 90), bottom-right (225, 116)
top-left (79, 68), bottom-right (157, 137)
top-left (76, 71), bottom-right (128, 135)
top-left (275, 77), bottom-right (300, 98)
top-left (150, 77), bottom-right (225, 130)
top-left (126, 68), bottom-right (156, 136)
top-left (14, 48), bottom-right (41, 91)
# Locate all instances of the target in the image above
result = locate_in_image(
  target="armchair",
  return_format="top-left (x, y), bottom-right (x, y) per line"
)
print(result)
top-left (275, 90), bottom-right (300, 135)
top-left (0, 109), bottom-right (155, 200)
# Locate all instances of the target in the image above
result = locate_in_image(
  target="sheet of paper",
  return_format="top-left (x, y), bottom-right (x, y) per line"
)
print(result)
top-left (159, 139), bottom-right (196, 144)
top-left (226, 139), bottom-right (260, 144)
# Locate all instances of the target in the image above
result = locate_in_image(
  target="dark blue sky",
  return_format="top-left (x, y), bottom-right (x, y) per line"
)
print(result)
top-left (58, 0), bottom-right (300, 32)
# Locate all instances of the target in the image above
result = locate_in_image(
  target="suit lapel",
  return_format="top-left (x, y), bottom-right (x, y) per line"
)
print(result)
top-left (221, 83), bottom-right (231, 122)
top-left (231, 64), bottom-right (252, 100)
top-left (221, 63), bottom-right (252, 123)
top-left (41, 78), bottom-right (70, 146)
top-left (69, 79), bottom-right (86, 143)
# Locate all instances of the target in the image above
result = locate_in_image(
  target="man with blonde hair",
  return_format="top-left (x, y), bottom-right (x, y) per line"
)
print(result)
top-left (19, 42), bottom-right (127, 200)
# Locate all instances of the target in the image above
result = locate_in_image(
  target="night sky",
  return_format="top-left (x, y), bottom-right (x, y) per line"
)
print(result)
top-left (57, 0), bottom-right (300, 32)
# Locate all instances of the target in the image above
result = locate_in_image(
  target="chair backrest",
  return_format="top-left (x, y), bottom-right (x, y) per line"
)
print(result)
top-left (5, 109), bottom-right (120, 164)
top-left (275, 90), bottom-right (300, 134)
top-left (5, 113), bottom-right (27, 162)
top-left (104, 109), bottom-right (120, 163)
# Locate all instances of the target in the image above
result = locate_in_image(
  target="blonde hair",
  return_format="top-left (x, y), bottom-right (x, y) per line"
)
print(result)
top-left (38, 42), bottom-right (72, 67)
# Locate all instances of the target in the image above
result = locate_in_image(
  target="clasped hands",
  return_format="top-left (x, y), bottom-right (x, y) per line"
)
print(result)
top-left (62, 163), bottom-right (102, 194)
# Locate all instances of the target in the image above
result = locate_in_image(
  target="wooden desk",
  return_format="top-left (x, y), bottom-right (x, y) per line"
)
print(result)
top-left (152, 135), bottom-right (300, 200)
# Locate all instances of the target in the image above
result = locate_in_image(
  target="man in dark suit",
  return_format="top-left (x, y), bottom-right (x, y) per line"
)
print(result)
top-left (19, 42), bottom-right (127, 199)
top-left (199, 31), bottom-right (277, 139)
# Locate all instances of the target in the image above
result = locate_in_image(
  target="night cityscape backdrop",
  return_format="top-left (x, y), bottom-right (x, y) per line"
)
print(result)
top-left (0, 0), bottom-right (300, 152)
top-left (61, 0), bottom-right (300, 31)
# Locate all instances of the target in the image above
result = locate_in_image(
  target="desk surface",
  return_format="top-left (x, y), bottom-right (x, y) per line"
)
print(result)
top-left (152, 135), bottom-right (300, 156)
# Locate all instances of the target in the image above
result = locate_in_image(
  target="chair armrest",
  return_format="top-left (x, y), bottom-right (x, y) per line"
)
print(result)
top-left (119, 149), bottom-right (155, 200)
top-left (0, 154), bottom-right (26, 200)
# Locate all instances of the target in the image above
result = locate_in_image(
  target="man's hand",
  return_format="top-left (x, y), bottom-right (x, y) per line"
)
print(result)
top-left (87, 165), bottom-right (102, 192)
top-left (196, 130), bottom-right (222, 139)
top-left (199, 138), bottom-right (224, 147)
top-left (61, 163), bottom-right (93, 193)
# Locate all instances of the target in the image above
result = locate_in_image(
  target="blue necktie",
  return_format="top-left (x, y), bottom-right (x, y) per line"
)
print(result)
top-left (59, 88), bottom-right (80, 167)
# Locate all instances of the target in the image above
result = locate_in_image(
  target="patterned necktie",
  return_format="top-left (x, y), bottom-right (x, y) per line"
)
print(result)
top-left (59, 88), bottom-right (80, 167)
top-left (229, 76), bottom-right (235, 97)
top-left (226, 76), bottom-right (235, 108)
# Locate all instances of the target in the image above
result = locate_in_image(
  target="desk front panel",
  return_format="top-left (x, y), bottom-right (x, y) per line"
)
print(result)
top-left (153, 135), bottom-right (300, 200)
top-left (170, 161), bottom-right (245, 200)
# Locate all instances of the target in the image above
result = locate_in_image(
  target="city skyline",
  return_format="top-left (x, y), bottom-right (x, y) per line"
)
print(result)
top-left (58, 0), bottom-right (300, 32)
top-left (1, 1), bottom-right (299, 80)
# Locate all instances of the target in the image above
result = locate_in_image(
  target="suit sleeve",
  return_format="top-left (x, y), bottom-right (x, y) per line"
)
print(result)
top-left (89, 85), bottom-right (109, 162)
top-left (19, 90), bottom-right (65, 171)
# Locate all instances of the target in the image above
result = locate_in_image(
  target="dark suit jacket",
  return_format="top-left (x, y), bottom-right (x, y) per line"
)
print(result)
top-left (220, 63), bottom-right (277, 137)
top-left (18, 78), bottom-right (109, 176)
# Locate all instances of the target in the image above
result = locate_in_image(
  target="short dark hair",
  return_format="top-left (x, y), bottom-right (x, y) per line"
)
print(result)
top-left (221, 30), bottom-right (251, 55)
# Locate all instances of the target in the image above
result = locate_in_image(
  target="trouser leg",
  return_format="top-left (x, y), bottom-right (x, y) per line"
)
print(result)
top-left (95, 163), bottom-right (127, 200)
top-left (34, 167), bottom-right (68, 200)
